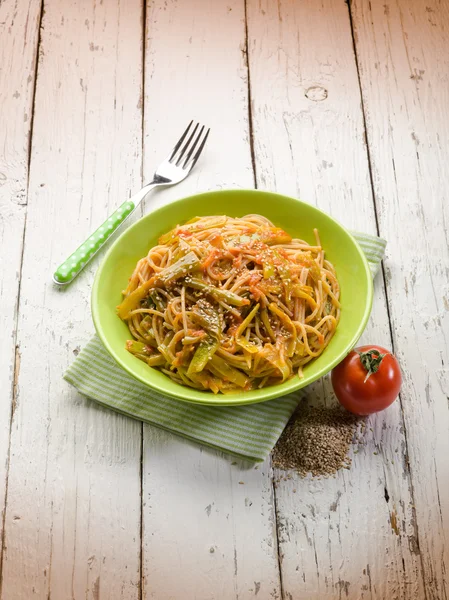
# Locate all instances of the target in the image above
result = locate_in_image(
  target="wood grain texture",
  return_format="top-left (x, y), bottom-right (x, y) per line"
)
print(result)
top-left (141, 1), bottom-right (280, 598)
top-left (0, 0), bottom-right (446, 598)
top-left (351, 0), bottom-right (449, 598)
top-left (1, 0), bottom-right (143, 598)
top-left (0, 0), bottom-right (42, 568)
top-left (246, 0), bottom-right (425, 598)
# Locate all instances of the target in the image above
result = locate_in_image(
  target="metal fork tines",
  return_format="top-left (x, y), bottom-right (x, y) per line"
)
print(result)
top-left (169, 121), bottom-right (210, 170)
top-left (150, 121), bottom-right (210, 186)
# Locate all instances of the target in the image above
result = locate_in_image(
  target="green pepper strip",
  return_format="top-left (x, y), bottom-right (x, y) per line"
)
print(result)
top-left (257, 343), bottom-right (290, 381)
top-left (189, 370), bottom-right (221, 394)
top-left (292, 285), bottom-right (317, 310)
top-left (117, 253), bottom-right (200, 319)
top-left (190, 302), bottom-right (221, 336)
top-left (186, 277), bottom-right (250, 307)
top-left (259, 227), bottom-right (292, 245)
top-left (158, 251), bottom-right (200, 284)
top-left (268, 302), bottom-right (297, 357)
top-left (147, 354), bottom-right (166, 367)
top-left (235, 304), bottom-right (260, 339)
top-left (261, 308), bottom-right (276, 342)
top-left (117, 278), bottom-right (157, 319)
top-left (236, 337), bottom-right (259, 354)
top-left (148, 290), bottom-right (166, 312)
top-left (126, 340), bottom-right (152, 356)
top-left (187, 336), bottom-right (219, 377)
top-left (209, 355), bottom-right (249, 388)
top-left (263, 263), bottom-right (275, 279)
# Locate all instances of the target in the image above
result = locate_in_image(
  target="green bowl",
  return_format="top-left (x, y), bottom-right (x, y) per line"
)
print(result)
top-left (92, 190), bottom-right (373, 406)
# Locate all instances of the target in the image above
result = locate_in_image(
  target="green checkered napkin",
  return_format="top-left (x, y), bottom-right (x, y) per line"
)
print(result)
top-left (64, 232), bottom-right (386, 462)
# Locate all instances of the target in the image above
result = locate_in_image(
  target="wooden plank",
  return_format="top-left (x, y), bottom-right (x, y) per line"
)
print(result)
top-left (141, 1), bottom-right (281, 598)
top-left (1, 1), bottom-right (144, 598)
top-left (0, 0), bottom-right (42, 570)
top-left (246, 0), bottom-right (426, 598)
top-left (351, 0), bottom-right (449, 598)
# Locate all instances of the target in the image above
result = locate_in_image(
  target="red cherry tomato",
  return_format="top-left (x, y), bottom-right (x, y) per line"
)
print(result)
top-left (331, 345), bottom-right (402, 415)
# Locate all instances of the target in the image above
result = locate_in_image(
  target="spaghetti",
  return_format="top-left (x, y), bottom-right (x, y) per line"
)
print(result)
top-left (117, 215), bottom-right (340, 394)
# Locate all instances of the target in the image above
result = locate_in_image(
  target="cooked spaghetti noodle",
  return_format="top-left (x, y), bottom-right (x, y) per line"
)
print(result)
top-left (117, 215), bottom-right (340, 394)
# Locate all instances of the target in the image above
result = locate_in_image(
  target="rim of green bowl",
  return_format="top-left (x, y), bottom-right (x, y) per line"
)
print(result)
top-left (92, 189), bottom-right (374, 406)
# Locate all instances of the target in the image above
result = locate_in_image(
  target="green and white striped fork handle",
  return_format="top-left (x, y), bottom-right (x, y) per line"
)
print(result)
top-left (53, 184), bottom-right (156, 285)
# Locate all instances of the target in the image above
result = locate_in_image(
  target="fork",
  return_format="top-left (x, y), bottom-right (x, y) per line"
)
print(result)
top-left (53, 121), bottom-right (210, 285)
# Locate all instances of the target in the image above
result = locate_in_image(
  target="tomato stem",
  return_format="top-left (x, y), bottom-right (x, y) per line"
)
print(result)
top-left (357, 348), bottom-right (386, 382)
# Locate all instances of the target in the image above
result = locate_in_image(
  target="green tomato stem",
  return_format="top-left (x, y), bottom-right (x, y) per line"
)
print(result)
top-left (357, 348), bottom-right (386, 383)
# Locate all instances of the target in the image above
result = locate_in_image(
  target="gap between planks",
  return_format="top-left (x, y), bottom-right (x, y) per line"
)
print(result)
top-left (0, 0), bottom-right (45, 592)
top-left (243, 0), bottom-right (257, 189)
top-left (139, 2), bottom-right (147, 597)
top-left (243, 0), bottom-right (285, 597)
top-left (244, 0), bottom-right (426, 597)
top-left (346, 0), bottom-right (427, 594)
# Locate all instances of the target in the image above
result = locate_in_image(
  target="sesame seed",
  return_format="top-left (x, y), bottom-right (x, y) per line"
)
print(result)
top-left (272, 404), bottom-right (365, 478)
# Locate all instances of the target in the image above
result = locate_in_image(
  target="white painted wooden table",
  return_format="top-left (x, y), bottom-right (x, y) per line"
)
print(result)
top-left (1, 0), bottom-right (448, 598)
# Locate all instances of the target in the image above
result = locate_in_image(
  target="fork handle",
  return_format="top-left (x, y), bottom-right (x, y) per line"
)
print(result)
top-left (53, 184), bottom-right (156, 285)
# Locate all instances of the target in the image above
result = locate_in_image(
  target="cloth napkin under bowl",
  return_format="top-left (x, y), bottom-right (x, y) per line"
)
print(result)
top-left (64, 231), bottom-right (386, 462)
